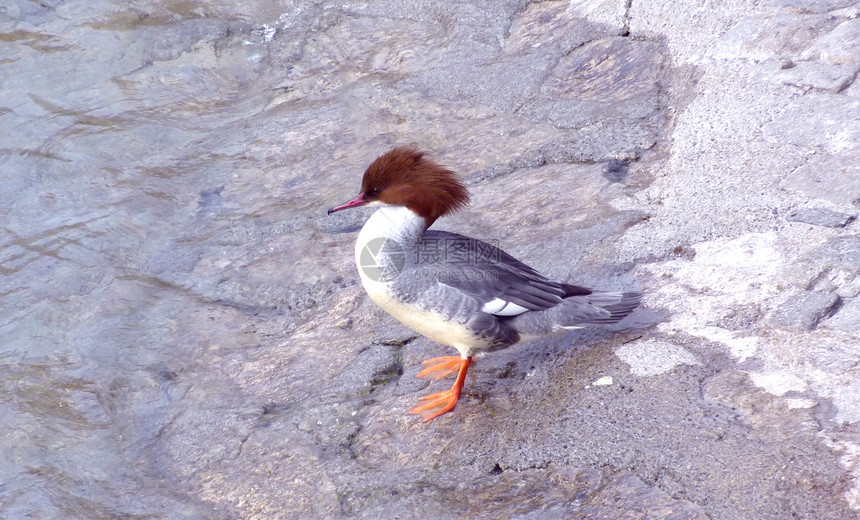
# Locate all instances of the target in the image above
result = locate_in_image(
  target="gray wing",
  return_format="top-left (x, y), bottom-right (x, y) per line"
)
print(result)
top-left (415, 230), bottom-right (592, 316)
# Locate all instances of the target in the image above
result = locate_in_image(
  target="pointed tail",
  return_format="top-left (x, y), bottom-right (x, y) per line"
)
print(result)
top-left (508, 290), bottom-right (643, 339)
top-left (579, 291), bottom-right (643, 324)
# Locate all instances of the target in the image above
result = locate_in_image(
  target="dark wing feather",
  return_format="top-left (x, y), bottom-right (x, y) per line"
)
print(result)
top-left (416, 230), bottom-right (587, 313)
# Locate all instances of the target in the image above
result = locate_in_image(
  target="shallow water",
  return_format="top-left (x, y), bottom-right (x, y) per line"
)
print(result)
top-left (2, 1), bottom-right (649, 514)
top-left (1, 1), bottom-right (317, 516)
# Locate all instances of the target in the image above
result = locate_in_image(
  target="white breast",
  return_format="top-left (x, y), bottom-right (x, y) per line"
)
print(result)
top-left (360, 279), bottom-right (480, 355)
top-left (354, 206), bottom-right (484, 355)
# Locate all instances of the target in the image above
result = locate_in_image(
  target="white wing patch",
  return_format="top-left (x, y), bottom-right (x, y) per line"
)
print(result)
top-left (482, 298), bottom-right (530, 316)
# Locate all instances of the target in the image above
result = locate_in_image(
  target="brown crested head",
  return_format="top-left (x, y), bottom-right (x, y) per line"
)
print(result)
top-left (359, 147), bottom-right (470, 226)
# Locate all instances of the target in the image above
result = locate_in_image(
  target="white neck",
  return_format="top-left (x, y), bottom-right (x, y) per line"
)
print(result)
top-left (354, 205), bottom-right (425, 277)
top-left (357, 205), bottom-right (426, 245)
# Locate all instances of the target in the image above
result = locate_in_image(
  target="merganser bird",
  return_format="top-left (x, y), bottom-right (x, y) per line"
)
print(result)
top-left (328, 147), bottom-right (642, 421)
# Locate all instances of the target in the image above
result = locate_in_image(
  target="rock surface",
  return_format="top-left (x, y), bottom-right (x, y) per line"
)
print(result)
top-left (2, 0), bottom-right (860, 519)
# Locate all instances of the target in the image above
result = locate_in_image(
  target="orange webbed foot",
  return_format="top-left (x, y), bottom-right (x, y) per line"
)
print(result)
top-left (408, 356), bottom-right (473, 422)
top-left (415, 356), bottom-right (471, 381)
top-left (408, 389), bottom-right (461, 422)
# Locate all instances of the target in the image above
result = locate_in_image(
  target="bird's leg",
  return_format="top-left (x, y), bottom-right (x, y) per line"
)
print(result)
top-left (408, 356), bottom-right (473, 422)
top-left (414, 355), bottom-right (473, 381)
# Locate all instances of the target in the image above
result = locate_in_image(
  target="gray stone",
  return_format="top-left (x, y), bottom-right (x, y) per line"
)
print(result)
top-left (535, 37), bottom-right (665, 124)
top-left (774, 60), bottom-right (859, 92)
top-left (785, 236), bottom-right (860, 297)
top-left (800, 17), bottom-right (860, 66)
top-left (823, 297), bottom-right (860, 336)
top-left (769, 291), bottom-right (841, 330)
top-left (329, 344), bottom-right (403, 397)
top-left (710, 14), bottom-right (837, 62)
top-left (760, 0), bottom-right (857, 14)
top-left (786, 207), bottom-right (856, 228)
top-left (782, 154), bottom-right (860, 207)
top-left (762, 94), bottom-right (860, 153)
top-left (580, 472), bottom-right (708, 519)
top-left (847, 75), bottom-right (860, 98)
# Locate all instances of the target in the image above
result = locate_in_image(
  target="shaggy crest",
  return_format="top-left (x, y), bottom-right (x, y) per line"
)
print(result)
top-left (361, 147), bottom-right (470, 226)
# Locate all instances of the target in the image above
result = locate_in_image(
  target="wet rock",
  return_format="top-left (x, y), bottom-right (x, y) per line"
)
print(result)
top-left (347, 465), bottom-right (708, 519)
top-left (703, 371), bottom-right (823, 440)
top-left (786, 207), bottom-right (855, 228)
top-left (582, 472), bottom-right (708, 520)
top-left (317, 206), bottom-right (372, 234)
top-left (535, 37), bottom-right (665, 125)
top-left (614, 337), bottom-right (701, 376)
top-left (769, 290), bottom-right (841, 330)
top-left (330, 344), bottom-right (403, 398)
top-left (602, 159), bottom-right (630, 183)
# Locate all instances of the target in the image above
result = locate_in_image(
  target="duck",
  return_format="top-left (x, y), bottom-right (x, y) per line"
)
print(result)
top-left (328, 147), bottom-right (642, 421)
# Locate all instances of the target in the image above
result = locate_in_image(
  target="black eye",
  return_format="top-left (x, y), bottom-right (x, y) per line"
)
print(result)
top-left (366, 187), bottom-right (382, 198)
